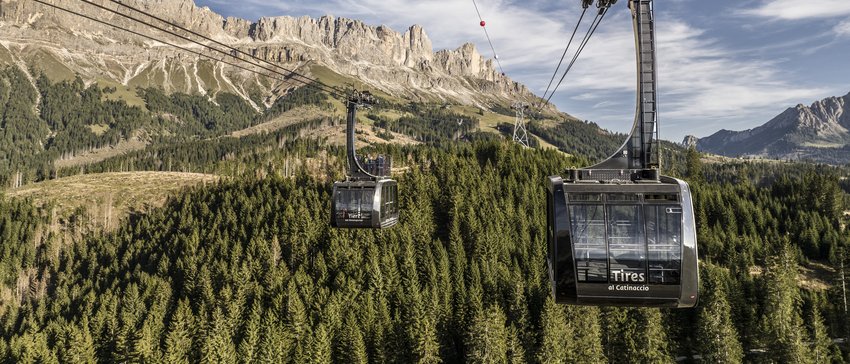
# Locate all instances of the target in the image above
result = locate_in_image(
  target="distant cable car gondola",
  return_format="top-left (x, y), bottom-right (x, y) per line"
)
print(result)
top-left (545, 0), bottom-right (698, 308)
top-left (331, 92), bottom-right (399, 229)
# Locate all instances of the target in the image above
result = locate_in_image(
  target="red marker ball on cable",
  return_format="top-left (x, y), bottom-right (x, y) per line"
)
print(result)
top-left (480, 20), bottom-right (486, 27)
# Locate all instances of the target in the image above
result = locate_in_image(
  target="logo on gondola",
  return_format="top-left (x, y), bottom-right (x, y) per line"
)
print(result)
top-left (611, 269), bottom-right (645, 283)
top-left (608, 284), bottom-right (650, 292)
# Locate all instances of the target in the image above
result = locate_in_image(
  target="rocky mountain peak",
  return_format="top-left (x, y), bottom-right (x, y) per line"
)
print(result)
top-left (681, 135), bottom-right (698, 149)
top-left (0, 0), bottom-right (536, 107)
top-left (692, 91), bottom-right (850, 164)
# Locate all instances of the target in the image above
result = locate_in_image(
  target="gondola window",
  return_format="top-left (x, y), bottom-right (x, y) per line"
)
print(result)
top-left (607, 205), bottom-right (646, 283)
top-left (646, 205), bottom-right (682, 284)
top-left (570, 205), bottom-right (607, 282)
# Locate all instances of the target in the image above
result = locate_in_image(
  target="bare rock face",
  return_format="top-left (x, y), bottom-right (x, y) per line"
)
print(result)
top-left (0, 0), bottom-right (537, 107)
top-left (681, 135), bottom-right (698, 149)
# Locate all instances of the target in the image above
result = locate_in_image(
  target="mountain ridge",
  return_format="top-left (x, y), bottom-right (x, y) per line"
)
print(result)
top-left (0, 0), bottom-right (542, 108)
top-left (687, 91), bottom-right (850, 164)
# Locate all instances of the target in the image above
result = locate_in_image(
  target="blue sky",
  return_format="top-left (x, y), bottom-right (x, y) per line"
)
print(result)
top-left (196, 0), bottom-right (850, 141)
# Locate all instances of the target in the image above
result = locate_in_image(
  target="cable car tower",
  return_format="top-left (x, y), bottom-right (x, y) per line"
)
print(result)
top-left (331, 91), bottom-right (399, 229)
top-left (512, 101), bottom-right (530, 148)
top-left (545, 0), bottom-right (698, 307)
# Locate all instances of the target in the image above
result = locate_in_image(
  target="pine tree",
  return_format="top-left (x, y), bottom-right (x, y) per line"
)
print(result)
top-left (537, 297), bottom-right (569, 364)
top-left (256, 310), bottom-right (288, 364)
top-left (758, 240), bottom-right (811, 363)
top-left (603, 308), bottom-right (672, 364)
top-left (601, 308), bottom-right (630, 364)
top-left (466, 304), bottom-right (508, 364)
top-left (696, 264), bottom-right (743, 363)
top-left (308, 323), bottom-right (333, 364)
top-left (137, 285), bottom-right (171, 363)
top-left (335, 313), bottom-right (369, 364)
top-left (113, 284), bottom-right (144, 363)
top-left (564, 306), bottom-right (606, 363)
top-left (201, 307), bottom-right (237, 363)
top-left (505, 324), bottom-right (526, 364)
top-left (631, 308), bottom-right (672, 363)
top-left (413, 310), bottom-right (442, 364)
top-left (285, 280), bottom-right (310, 361)
top-left (237, 299), bottom-right (262, 364)
top-left (164, 299), bottom-right (194, 364)
top-left (685, 146), bottom-right (704, 184)
top-left (58, 318), bottom-right (97, 364)
top-left (808, 306), bottom-right (833, 364)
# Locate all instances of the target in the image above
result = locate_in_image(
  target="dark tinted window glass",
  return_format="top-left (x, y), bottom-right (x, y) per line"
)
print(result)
top-left (607, 193), bottom-right (640, 202)
top-left (335, 189), bottom-right (346, 218)
top-left (607, 205), bottom-right (647, 284)
top-left (361, 190), bottom-right (374, 213)
top-left (570, 205), bottom-right (607, 282)
top-left (393, 185), bottom-right (398, 215)
top-left (335, 189), bottom-right (374, 220)
top-left (382, 184), bottom-right (397, 217)
top-left (645, 205), bottom-right (682, 284)
top-left (645, 194), bottom-right (679, 202)
top-left (348, 190), bottom-right (361, 217)
top-left (570, 193), bottom-right (602, 202)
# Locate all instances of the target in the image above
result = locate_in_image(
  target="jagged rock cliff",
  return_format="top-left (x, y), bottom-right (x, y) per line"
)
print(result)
top-left (681, 135), bottom-right (698, 149)
top-left (690, 92), bottom-right (850, 164)
top-left (0, 0), bottom-right (538, 107)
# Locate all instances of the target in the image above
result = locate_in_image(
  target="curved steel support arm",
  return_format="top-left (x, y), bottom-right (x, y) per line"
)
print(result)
top-left (590, 0), bottom-right (659, 171)
top-left (346, 92), bottom-right (379, 179)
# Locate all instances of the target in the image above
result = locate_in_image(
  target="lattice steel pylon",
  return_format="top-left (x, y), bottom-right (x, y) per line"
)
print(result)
top-left (512, 101), bottom-right (530, 148)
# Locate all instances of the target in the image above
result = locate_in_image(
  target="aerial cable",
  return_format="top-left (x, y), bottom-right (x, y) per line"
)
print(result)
top-left (544, 6), bottom-right (609, 105)
top-left (105, 0), bottom-right (342, 96)
top-left (545, 8), bottom-right (608, 104)
top-left (538, 6), bottom-right (588, 108)
top-left (471, 0), bottom-right (505, 76)
top-left (34, 0), bottom-right (344, 99)
top-left (30, 0), bottom-right (329, 97)
top-left (75, 0), bottom-right (343, 97)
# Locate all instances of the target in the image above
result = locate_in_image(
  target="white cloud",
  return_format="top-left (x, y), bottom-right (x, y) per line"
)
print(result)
top-left (835, 20), bottom-right (850, 37)
top-left (541, 10), bottom-right (828, 139)
top-left (742, 0), bottom-right (850, 20)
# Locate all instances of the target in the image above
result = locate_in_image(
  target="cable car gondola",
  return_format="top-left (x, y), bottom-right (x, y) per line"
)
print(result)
top-left (331, 92), bottom-right (399, 229)
top-left (545, 0), bottom-right (698, 308)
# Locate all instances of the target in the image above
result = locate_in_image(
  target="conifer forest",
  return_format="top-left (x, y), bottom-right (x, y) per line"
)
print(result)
top-left (3, 66), bottom-right (850, 364)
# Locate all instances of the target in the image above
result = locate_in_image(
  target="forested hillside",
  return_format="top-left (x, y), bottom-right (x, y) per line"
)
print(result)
top-left (0, 66), bottom-right (342, 187)
top-left (3, 71), bottom-right (850, 363)
top-left (527, 119), bottom-right (623, 162)
top-left (2, 133), bottom-right (850, 362)
top-left (0, 66), bottom-right (552, 188)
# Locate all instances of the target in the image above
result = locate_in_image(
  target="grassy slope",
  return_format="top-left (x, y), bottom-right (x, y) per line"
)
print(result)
top-left (5, 172), bottom-right (219, 226)
top-left (309, 64), bottom-right (399, 103)
top-left (53, 138), bottom-right (149, 169)
top-left (98, 78), bottom-right (148, 109)
top-left (230, 106), bottom-right (332, 138)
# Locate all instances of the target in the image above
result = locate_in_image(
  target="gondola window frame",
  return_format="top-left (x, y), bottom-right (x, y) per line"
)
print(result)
top-left (565, 192), bottom-right (684, 286)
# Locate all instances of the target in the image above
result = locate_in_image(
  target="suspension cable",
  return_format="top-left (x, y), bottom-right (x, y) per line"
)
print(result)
top-left (471, 0), bottom-right (505, 75)
top-left (33, 0), bottom-right (321, 96)
top-left (75, 0), bottom-right (343, 97)
top-left (34, 0), bottom-right (346, 99)
top-left (105, 0), bottom-right (342, 96)
top-left (545, 7), bottom-right (609, 105)
top-left (538, 7), bottom-right (588, 107)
